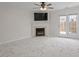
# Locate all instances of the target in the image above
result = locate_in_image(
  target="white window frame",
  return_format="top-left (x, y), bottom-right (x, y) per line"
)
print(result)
top-left (68, 15), bottom-right (77, 34)
top-left (59, 15), bottom-right (78, 35)
top-left (60, 16), bottom-right (66, 34)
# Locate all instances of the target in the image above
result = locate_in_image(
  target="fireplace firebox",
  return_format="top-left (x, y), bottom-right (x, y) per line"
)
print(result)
top-left (36, 28), bottom-right (45, 36)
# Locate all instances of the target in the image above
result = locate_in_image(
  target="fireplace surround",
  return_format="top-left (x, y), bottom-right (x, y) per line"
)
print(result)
top-left (31, 12), bottom-right (50, 37)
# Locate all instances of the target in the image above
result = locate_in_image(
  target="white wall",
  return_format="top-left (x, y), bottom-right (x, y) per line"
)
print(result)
top-left (0, 4), bottom-right (32, 44)
top-left (50, 5), bottom-right (79, 39)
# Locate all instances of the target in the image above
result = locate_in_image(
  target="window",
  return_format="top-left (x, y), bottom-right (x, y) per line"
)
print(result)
top-left (60, 16), bottom-right (66, 34)
top-left (68, 15), bottom-right (77, 33)
top-left (59, 15), bottom-right (77, 34)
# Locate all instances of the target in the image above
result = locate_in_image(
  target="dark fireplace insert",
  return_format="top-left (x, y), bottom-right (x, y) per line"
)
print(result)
top-left (36, 28), bottom-right (45, 36)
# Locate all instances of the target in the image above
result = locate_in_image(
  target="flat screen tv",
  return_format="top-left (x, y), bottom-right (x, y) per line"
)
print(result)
top-left (34, 13), bottom-right (48, 21)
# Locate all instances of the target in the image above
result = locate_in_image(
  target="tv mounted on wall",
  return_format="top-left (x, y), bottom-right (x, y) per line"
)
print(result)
top-left (34, 13), bottom-right (48, 21)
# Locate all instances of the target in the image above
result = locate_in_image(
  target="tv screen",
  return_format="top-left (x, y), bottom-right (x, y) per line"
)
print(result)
top-left (34, 13), bottom-right (48, 21)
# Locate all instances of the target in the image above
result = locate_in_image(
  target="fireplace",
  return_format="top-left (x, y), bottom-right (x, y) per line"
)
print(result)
top-left (36, 28), bottom-right (45, 36)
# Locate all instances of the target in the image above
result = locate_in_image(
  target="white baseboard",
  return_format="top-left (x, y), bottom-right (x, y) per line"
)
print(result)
top-left (0, 36), bottom-right (31, 45)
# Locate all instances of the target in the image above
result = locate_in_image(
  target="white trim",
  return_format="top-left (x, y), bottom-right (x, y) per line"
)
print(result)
top-left (60, 32), bottom-right (66, 34)
top-left (0, 37), bottom-right (31, 45)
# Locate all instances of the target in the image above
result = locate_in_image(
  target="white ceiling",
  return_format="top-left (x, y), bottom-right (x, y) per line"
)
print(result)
top-left (0, 2), bottom-right (79, 11)
top-left (52, 2), bottom-right (79, 10)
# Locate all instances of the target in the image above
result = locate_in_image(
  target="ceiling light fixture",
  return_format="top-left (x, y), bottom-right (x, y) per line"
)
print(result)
top-left (34, 2), bottom-right (54, 11)
top-left (40, 6), bottom-right (47, 11)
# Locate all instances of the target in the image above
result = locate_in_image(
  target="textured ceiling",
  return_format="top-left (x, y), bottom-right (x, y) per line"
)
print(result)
top-left (0, 2), bottom-right (79, 11)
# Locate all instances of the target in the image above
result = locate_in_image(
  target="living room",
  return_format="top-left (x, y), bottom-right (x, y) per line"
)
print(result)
top-left (0, 0), bottom-right (79, 57)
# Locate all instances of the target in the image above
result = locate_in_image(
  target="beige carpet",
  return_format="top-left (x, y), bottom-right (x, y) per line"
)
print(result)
top-left (0, 37), bottom-right (79, 57)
